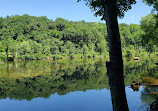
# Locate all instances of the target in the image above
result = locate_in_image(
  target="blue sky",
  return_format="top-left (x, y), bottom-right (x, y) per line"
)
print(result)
top-left (0, 0), bottom-right (152, 24)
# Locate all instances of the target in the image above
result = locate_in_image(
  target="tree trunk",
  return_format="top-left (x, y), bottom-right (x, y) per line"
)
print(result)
top-left (103, 1), bottom-right (129, 111)
top-left (6, 45), bottom-right (9, 61)
top-left (103, 1), bottom-right (123, 66)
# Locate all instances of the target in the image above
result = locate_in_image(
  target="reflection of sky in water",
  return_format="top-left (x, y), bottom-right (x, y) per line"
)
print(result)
top-left (0, 89), bottom-right (112, 111)
top-left (126, 86), bottom-right (149, 111)
top-left (0, 86), bottom-right (152, 111)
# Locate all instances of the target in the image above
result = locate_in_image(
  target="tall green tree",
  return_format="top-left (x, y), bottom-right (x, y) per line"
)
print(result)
top-left (140, 14), bottom-right (158, 54)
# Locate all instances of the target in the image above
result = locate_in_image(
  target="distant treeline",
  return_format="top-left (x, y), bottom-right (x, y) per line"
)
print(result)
top-left (0, 14), bottom-right (157, 60)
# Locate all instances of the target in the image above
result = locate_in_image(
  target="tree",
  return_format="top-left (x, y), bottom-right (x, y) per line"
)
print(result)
top-left (143, 0), bottom-right (158, 12)
top-left (0, 28), bottom-right (14, 60)
top-left (0, 13), bottom-right (155, 61)
top-left (77, 0), bottom-right (136, 67)
top-left (0, 15), bottom-right (111, 60)
top-left (140, 14), bottom-right (158, 54)
top-left (78, 0), bottom-right (137, 111)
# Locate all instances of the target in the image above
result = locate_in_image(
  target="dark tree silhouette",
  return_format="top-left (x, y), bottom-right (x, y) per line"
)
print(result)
top-left (78, 0), bottom-right (137, 110)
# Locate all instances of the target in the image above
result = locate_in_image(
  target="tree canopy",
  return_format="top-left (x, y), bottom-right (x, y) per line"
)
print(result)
top-left (0, 14), bottom-right (157, 61)
top-left (78, 0), bottom-right (136, 19)
top-left (143, 0), bottom-right (158, 12)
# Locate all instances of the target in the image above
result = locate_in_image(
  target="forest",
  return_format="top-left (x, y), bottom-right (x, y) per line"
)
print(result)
top-left (0, 13), bottom-right (157, 61)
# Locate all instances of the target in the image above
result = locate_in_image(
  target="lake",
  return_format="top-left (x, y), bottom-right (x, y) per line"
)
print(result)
top-left (0, 57), bottom-right (157, 111)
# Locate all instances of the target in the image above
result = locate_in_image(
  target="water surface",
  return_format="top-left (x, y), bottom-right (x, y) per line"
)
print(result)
top-left (0, 58), bottom-right (157, 111)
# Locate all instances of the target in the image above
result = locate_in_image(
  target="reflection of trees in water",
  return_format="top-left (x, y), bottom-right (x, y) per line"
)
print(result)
top-left (0, 58), bottom-right (157, 79)
top-left (106, 61), bottom-right (129, 111)
top-left (140, 85), bottom-right (158, 111)
top-left (141, 85), bottom-right (158, 104)
top-left (0, 58), bottom-right (157, 101)
top-left (0, 61), bottom-right (109, 101)
top-left (123, 58), bottom-right (158, 85)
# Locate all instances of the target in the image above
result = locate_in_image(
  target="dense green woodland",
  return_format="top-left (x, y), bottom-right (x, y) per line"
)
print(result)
top-left (0, 14), bottom-right (157, 60)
